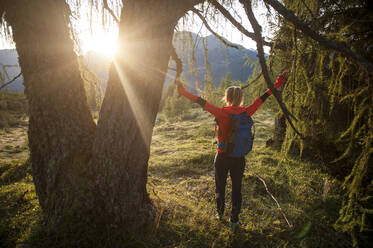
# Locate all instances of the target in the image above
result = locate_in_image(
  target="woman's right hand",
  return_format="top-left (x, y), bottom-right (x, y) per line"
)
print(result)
top-left (177, 82), bottom-right (185, 96)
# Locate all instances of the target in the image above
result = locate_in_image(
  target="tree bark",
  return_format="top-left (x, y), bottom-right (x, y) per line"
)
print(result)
top-left (88, 0), bottom-right (194, 230)
top-left (4, 0), bottom-right (204, 238)
top-left (4, 0), bottom-right (96, 229)
top-left (266, 113), bottom-right (286, 148)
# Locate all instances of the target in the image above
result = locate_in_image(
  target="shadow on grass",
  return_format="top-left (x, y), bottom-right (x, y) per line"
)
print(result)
top-left (149, 152), bottom-right (215, 181)
top-left (0, 159), bottom-right (40, 248)
top-left (0, 159), bottom-right (31, 186)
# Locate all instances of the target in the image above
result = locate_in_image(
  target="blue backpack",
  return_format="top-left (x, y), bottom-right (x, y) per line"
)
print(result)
top-left (217, 112), bottom-right (255, 157)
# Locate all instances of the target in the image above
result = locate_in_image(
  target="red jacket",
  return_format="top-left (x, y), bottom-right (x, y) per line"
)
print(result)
top-left (178, 75), bottom-right (287, 153)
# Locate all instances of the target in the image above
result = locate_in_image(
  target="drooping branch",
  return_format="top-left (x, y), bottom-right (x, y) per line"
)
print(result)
top-left (170, 44), bottom-right (182, 82)
top-left (1, 64), bottom-right (18, 81)
top-left (192, 8), bottom-right (239, 49)
top-left (240, 0), bottom-right (302, 137)
top-left (209, 0), bottom-right (273, 47)
top-left (103, 0), bottom-right (119, 24)
top-left (0, 72), bottom-right (22, 90)
top-left (263, 0), bottom-right (373, 75)
top-left (291, 26), bottom-right (297, 109)
top-left (300, 0), bottom-right (315, 19)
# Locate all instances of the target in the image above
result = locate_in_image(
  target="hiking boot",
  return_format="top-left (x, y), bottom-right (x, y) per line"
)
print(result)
top-left (229, 221), bottom-right (238, 231)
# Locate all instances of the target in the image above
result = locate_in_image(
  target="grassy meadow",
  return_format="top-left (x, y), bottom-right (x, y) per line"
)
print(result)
top-left (0, 94), bottom-right (352, 247)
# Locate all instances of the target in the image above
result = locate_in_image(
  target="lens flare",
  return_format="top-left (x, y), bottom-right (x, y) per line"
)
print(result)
top-left (112, 58), bottom-right (153, 151)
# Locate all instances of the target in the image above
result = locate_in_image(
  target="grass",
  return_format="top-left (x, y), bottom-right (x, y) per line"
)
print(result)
top-left (0, 159), bottom-right (41, 248)
top-left (0, 91), bottom-right (28, 129)
top-left (0, 105), bottom-right (353, 247)
top-left (146, 108), bottom-right (351, 247)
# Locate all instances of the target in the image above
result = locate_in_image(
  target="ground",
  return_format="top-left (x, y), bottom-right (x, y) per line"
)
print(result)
top-left (0, 100), bottom-right (352, 247)
top-left (0, 126), bottom-right (28, 162)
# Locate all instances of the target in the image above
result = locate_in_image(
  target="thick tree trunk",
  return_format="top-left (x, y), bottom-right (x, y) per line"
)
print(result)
top-left (4, 0), bottom-right (96, 228)
top-left (4, 0), bottom-right (204, 239)
top-left (89, 0), bottom-right (185, 229)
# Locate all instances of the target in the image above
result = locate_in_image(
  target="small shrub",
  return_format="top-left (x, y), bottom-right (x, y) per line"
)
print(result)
top-left (0, 92), bottom-right (28, 129)
top-left (163, 87), bottom-right (191, 120)
top-left (197, 125), bottom-right (215, 138)
top-left (180, 111), bottom-right (198, 121)
top-left (0, 110), bottom-right (10, 128)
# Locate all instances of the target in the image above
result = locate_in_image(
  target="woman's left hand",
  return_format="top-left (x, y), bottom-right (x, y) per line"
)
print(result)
top-left (281, 70), bottom-right (289, 79)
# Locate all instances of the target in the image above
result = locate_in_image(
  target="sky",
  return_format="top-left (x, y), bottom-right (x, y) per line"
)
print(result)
top-left (0, 2), bottom-right (273, 55)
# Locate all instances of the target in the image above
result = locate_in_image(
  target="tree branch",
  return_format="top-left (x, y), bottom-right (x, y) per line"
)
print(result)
top-left (209, 0), bottom-right (273, 47)
top-left (170, 44), bottom-right (182, 83)
top-left (300, 0), bottom-right (315, 19)
top-left (103, 0), bottom-right (119, 24)
top-left (246, 168), bottom-right (293, 228)
top-left (240, 0), bottom-right (302, 137)
top-left (263, 0), bottom-right (373, 75)
top-left (0, 72), bottom-right (22, 91)
top-left (192, 8), bottom-right (240, 49)
top-left (242, 71), bottom-right (262, 89)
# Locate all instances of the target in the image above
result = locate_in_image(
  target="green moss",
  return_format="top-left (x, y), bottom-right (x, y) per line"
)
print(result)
top-left (271, 0), bottom-right (373, 244)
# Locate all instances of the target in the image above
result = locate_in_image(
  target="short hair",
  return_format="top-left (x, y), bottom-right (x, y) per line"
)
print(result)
top-left (224, 86), bottom-right (243, 106)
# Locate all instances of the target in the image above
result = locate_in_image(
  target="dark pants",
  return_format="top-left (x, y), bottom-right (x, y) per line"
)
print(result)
top-left (214, 152), bottom-right (245, 223)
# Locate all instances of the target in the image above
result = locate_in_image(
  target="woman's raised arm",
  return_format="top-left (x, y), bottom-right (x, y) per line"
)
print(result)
top-left (177, 84), bottom-right (228, 119)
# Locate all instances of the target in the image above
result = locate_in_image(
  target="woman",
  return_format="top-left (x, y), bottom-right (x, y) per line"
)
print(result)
top-left (177, 71), bottom-right (288, 229)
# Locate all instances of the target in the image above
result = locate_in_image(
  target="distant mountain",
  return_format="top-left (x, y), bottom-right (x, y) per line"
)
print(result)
top-left (0, 32), bottom-right (259, 93)
top-left (169, 32), bottom-right (258, 89)
top-left (0, 50), bottom-right (109, 93)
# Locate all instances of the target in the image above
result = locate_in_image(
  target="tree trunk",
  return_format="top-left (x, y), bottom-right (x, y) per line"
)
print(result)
top-left (89, 0), bottom-right (186, 229)
top-left (273, 113), bottom-right (286, 147)
top-left (4, 0), bottom-right (203, 238)
top-left (4, 0), bottom-right (96, 229)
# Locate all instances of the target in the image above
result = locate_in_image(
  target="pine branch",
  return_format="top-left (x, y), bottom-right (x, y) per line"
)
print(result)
top-left (300, 0), bottom-right (315, 19)
top-left (263, 0), bottom-right (373, 75)
top-left (209, 0), bottom-right (273, 47)
top-left (0, 72), bottom-right (22, 91)
top-left (192, 8), bottom-right (240, 49)
top-left (240, 0), bottom-right (302, 137)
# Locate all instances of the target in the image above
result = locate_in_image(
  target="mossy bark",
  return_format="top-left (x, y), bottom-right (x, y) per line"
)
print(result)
top-left (270, 0), bottom-right (373, 244)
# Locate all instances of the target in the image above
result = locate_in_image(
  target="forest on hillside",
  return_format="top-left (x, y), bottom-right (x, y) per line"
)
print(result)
top-left (0, 0), bottom-right (372, 247)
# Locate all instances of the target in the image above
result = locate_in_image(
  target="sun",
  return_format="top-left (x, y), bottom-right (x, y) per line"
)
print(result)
top-left (81, 29), bottom-right (118, 58)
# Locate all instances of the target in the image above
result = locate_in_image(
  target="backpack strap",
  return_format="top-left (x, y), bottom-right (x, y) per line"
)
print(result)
top-left (214, 118), bottom-right (227, 151)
